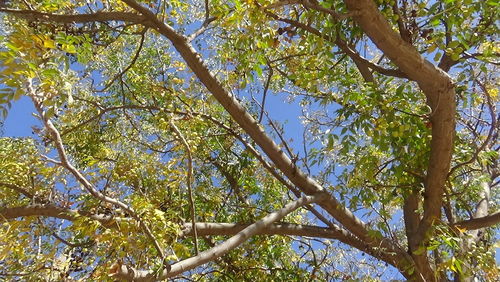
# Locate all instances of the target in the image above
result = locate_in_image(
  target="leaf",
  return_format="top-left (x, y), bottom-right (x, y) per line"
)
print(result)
top-left (433, 52), bottom-right (442, 62)
top-left (43, 38), bottom-right (56, 49)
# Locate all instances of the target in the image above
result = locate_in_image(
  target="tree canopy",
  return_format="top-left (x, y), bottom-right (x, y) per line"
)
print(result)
top-left (0, 0), bottom-right (498, 281)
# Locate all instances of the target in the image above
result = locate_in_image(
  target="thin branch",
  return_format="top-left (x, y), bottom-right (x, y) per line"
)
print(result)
top-left (187, 0), bottom-right (217, 42)
top-left (98, 28), bottom-right (147, 93)
top-left (259, 63), bottom-right (273, 123)
top-left (169, 119), bottom-right (199, 255)
top-left (264, 0), bottom-right (357, 20)
top-left (0, 182), bottom-right (34, 199)
top-left (37, 218), bottom-right (95, 248)
top-left (264, 11), bottom-right (407, 79)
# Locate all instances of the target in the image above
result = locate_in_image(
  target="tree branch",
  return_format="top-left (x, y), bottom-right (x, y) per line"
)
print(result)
top-left (264, 11), bottom-right (407, 80)
top-left (454, 211), bottom-right (500, 231)
top-left (120, 0), bottom-right (407, 269)
top-left (27, 81), bottom-right (169, 271)
top-left (186, 0), bottom-right (217, 42)
top-left (343, 0), bottom-right (456, 250)
top-left (0, 200), bottom-right (397, 273)
top-left (0, 8), bottom-right (144, 24)
top-left (0, 182), bottom-right (35, 199)
top-left (264, 0), bottom-right (357, 20)
top-left (110, 194), bottom-right (320, 280)
top-left (98, 28), bottom-right (147, 93)
top-left (0, 204), bottom-right (120, 228)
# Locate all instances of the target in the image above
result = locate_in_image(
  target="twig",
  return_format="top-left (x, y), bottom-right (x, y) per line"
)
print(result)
top-left (97, 28), bottom-right (147, 93)
top-left (259, 63), bottom-right (273, 123)
top-left (169, 119), bottom-right (199, 255)
top-left (187, 0), bottom-right (217, 42)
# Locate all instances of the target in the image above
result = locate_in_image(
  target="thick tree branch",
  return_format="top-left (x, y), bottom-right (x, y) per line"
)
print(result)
top-left (344, 0), bottom-right (456, 251)
top-left (0, 204), bottom-right (120, 228)
top-left (118, 0), bottom-right (409, 270)
top-left (0, 203), bottom-right (379, 260)
top-left (454, 211), bottom-right (500, 231)
top-left (0, 8), bottom-right (144, 24)
top-left (110, 194), bottom-right (320, 281)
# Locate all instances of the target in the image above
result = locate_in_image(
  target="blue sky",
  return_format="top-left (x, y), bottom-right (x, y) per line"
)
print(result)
top-left (2, 96), bottom-right (37, 137)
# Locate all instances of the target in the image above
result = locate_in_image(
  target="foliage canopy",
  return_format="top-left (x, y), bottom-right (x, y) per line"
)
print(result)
top-left (0, 0), bottom-right (498, 281)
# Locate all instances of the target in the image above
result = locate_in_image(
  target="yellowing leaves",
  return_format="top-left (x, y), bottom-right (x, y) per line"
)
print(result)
top-left (487, 87), bottom-right (498, 100)
top-left (31, 35), bottom-right (56, 49)
top-left (172, 242), bottom-right (190, 258)
top-left (43, 38), bottom-right (56, 49)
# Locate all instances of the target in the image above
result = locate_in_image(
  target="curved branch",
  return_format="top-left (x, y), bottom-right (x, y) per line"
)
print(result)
top-left (265, 0), bottom-right (356, 20)
top-left (0, 182), bottom-right (34, 199)
top-left (170, 120), bottom-right (199, 255)
top-left (28, 82), bottom-right (168, 270)
top-left (264, 11), bottom-right (407, 80)
top-left (98, 28), bottom-right (147, 93)
top-left (344, 0), bottom-right (456, 249)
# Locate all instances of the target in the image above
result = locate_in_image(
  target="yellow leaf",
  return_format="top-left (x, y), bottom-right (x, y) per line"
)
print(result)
top-left (487, 87), bottom-right (498, 100)
top-left (43, 38), bottom-right (56, 49)
top-left (0, 245), bottom-right (11, 260)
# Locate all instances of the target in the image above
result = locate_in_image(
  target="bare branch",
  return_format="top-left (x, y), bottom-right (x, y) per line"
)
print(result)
top-left (110, 194), bottom-right (320, 280)
top-left (0, 8), bottom-right (144, 24)
top-left (454, 211), bottom-right (500, 231)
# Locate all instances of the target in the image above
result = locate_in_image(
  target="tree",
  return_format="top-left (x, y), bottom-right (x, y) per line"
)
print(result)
top-left (0, 0), bottom-right (498, 280)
